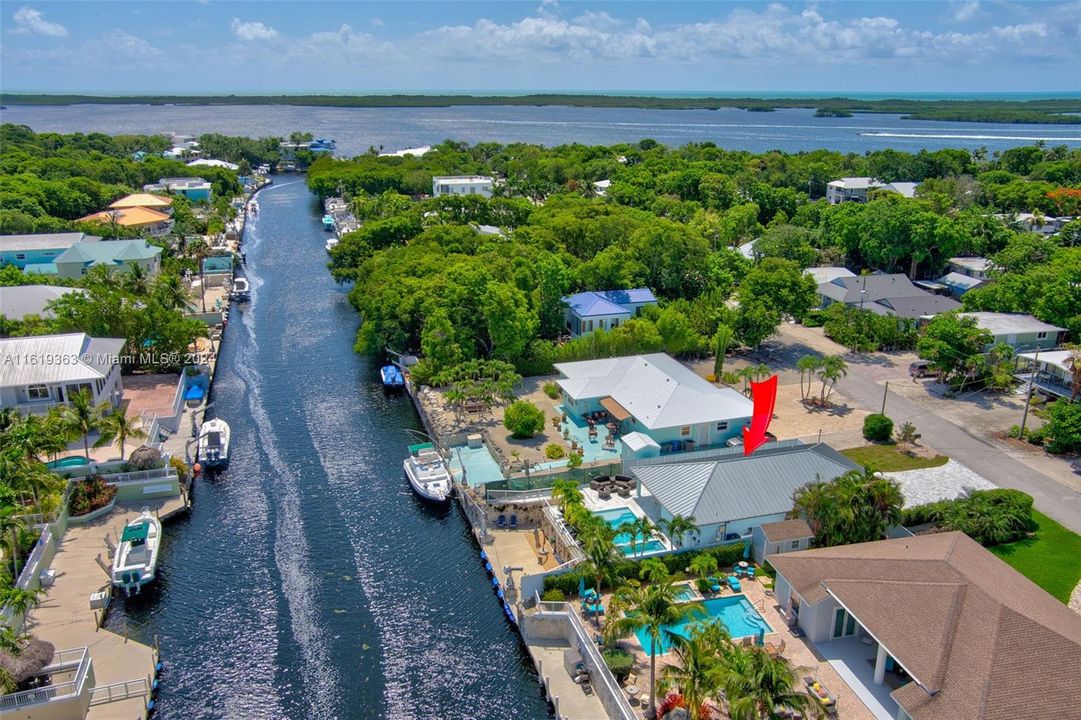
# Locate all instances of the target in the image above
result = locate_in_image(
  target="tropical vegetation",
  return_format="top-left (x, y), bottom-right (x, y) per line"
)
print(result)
top-left (792, 467), bottom-right (904, 547)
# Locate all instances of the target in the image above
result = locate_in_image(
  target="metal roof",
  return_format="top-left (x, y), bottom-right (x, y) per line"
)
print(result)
top-left (0, 333), bottom-right (125, 387)
top-left (0, 232), bottom-right (100, 252)
top-left (936, 272), bottom-right (985, 291)
top-left (958, 312), bottom-right (1065, 336)
top-left (563, 291), bottom-right (632, 318)
top-left (631, 442), bottom-right (861, 525)
top-left (804, 266), bottom-right (855, 285)
top-left (0, 285), bottom-right (84, 320)
top-left (555, 353), bottom-right (753, 430)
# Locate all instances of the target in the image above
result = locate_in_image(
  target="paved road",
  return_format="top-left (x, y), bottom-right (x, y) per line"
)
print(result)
top-left (838, 360), bottom-right (1081, 534)
top-left (768, 325), bottom-right (1081, 534)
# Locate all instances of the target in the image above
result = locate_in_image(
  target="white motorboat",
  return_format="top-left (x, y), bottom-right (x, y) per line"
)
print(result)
top-left (325, 237), bottom-right (339, 253)
top-left (404, 443), bottom-right (451, 503)
top-left (111, 509), bottom-right (162, 596)
top-left (197, 418), bottom-right (231, 470)
top-left (229, 277), bottom-right (251, 302)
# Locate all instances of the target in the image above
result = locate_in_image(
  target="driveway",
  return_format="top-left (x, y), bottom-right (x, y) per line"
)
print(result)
top-left (769, 325), bottom-right (1081, 533)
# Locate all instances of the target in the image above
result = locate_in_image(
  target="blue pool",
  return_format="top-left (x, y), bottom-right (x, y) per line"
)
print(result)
top-left (634, 595), bottom-right (773, 655)
top-left (673, 585), bottom-right (695, 602)
top-left (620, 540), bottom-right (665, 556)
top-left (593, 509), bottom-right (664, 555)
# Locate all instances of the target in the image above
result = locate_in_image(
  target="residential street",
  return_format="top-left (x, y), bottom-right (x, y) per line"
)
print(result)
top-left (771, 325), bottom-right (1081, 534)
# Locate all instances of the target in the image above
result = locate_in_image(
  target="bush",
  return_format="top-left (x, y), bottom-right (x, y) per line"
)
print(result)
top-left (567, 451), bottom-right (583, 469)
top-left (503, 400), bottom-right (546, 439)
top-left (863, 413), bottom-right (894, 442)
top-left (545, 443), bottom-right (566, 460)
top-left (170, 456), bottom-right (190, 482)
top-left (801, 310), bottom-right (825, 328)
top-left (696, 577), bottom-right (711, 593)
top-left (902, 489), bottom-right (1035, 546)
top-left (1007, 424), bottom-right (1024, 439)
top-left (541, 589), bottom-right (566, 602)
top-left (1042, 400), bottom-right (1081, 453)
top-left (602, 649), bottom-right (634, 681)
top-left (68, 475), bottom-right (117, 516)
top-left (542, 381), bottom-right (561, 400)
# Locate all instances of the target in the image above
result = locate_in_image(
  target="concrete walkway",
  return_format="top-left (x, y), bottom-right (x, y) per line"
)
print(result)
top-left (25, 500), bottom-right (183, 720)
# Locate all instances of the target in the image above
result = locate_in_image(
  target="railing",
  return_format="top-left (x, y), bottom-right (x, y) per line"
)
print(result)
top-left (14, 400), bottom-right (64, 416)
top-left (96, 466), bottom-right (178, 486)
top-left (531, 592), bottom-right (637, 720)
top-left (0, 647), bottom-right (89, 710)
top-left (14, 527), bottom-right (52, 592)
top-left (89, 678), bottom-right (149, 706)
top-left (486, 487), bottom-right (555, 502)
top-left (542, 500), bottom-right (584, 564)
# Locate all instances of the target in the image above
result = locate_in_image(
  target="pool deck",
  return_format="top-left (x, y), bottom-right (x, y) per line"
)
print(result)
top-left (527, 642), bottom-right (609, 719)
top-left (25, 501), bottom-right (184, 719)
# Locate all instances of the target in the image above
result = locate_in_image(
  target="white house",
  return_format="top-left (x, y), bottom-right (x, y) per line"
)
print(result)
top-left (0, 333), bottom-right (125, 414)
top-left (562, 288), bottom-right (657, 337)
top-left (826, 178), bottom-right (919, 204)
top-left (750, 517), bottom-right (814, 564)
top-left (431, 176), bottom-right (494, 198)
top-left (769, 532), bottom-right (1081, 720)
top-left (0, 285), bottom-right (86, 321)
top-left (627, 440), bottom-right (859, 547)
top-left (555, 353), bottom-right (754, 455)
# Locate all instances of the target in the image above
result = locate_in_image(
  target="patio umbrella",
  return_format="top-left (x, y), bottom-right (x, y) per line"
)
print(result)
top-left (757, 627), bottom-right (766, 647)
top-left (578, 576), bottom-right (586, 598)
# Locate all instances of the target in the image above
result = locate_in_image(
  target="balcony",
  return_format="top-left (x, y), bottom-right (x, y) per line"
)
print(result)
top-left (1016, 371), bottom-right (1076, 400)
top-left (0, 647), bottom-right (93, 715)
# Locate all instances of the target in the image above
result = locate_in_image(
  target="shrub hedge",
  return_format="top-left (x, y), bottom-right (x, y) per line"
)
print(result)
top-left (863, 413), bottom-right (894, 442)
top-left (902, 488), bottom-right (1036, 546)
top-left (542, 543), bottom-right (749, 595)
top-left (602, 649), bottom-right (634, 681)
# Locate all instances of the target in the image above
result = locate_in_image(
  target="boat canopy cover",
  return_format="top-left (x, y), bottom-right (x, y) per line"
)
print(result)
top-left (408, 442), bottom-right (435, 454)
top-left (121, 522), bottom-right (150, 544)
top-left (184, 386), bottom-right (205, 401)
top-left (205, 431), bottom-right (222, 448)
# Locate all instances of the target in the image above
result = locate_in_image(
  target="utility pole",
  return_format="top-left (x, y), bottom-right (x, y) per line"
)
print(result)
top-left (881, 381), bottom-right (889, 415)
top-left (1019, 348), bottom-right (1040, 436)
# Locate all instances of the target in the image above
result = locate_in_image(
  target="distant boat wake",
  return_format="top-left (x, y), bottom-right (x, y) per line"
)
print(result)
top-left (860, 131), bottom-right (1081, 141)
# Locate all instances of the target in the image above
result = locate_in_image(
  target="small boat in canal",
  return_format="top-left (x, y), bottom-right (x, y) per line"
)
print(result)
top-left (380, 364), bottom-right (405, 390)
top-left (404, 443), bottom-right (451, 503)
top-left (111, 509), bottom-right (162, 596)
top-left (322, 214), bottom-right (336, 231)
top-left (325, 237), bottom-right (339, 253)
top-left (197, 418), bottom-right (231, 470)
top-left (229, 277), bottom-right (251, 302)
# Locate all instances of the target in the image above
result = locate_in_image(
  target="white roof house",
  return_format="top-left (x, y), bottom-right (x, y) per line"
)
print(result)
top-left (0, 333), bottom-right (125, 412)
top-left (958, 312), bottom-right (1065, 339)
top-left (379, 146), bottom-right (432, 158)
top-left (186, 158), bottom-right (239, 171)
top-left (0, 285), bottom-right (85, 320)
top-left (431, 175), bottom-right (494, 198)
top-left (554, 353), bottom-right (752, 431)
top-left (805, 266), bottom-right (856, 285)
top-left (826, 177), bottom-right (919, 204)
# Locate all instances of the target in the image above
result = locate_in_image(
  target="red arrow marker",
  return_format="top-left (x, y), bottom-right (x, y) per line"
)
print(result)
top-left (742, 374), bottom-right (778, 456)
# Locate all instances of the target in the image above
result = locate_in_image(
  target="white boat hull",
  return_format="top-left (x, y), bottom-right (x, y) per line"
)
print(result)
top-left (111, 510), bottom-right (162, 596)
top-left (404, 459), bottom-right (451, 503)
top-left (198, 418), bottom-right (231, 470)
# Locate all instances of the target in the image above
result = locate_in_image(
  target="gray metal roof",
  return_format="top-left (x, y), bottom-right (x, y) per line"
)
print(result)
top-left (0, 333), bottom-right (125, 387)
top-left (0, 285), bottom-right (85, 320)
top-left (958, 312), bottom-right (1065, 336)
top-left (820, 273), bottom-right (961, 318)
top-left (631, 442), bottom-right (861, 525)
top-left (0, 233), bottom-right (101, 252)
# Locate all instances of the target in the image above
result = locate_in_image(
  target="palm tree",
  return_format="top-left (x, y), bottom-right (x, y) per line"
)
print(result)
top-left (659, 625), bottom-right (729, 720)
top-left (688, 553), bottom-right (718, 581)
top-left (658, 513), bottom-right (698, 548)
top-left (40, 409), bottom-right (74, 463)
top-left (0, 626), bottom-right (27, 655)
top-left (0, 506), bottom-right (27, 577)
top-left (95, 411), bottom-right (147, 460)
top-left (796, 355), bottom-right (823, 402)
top-left (793, 467), bottom-right (903, 547)
top-left (605, 579), bottom-right (705, 719)
top-left (61, 389), bottom-right (108, 461)
top-left (580, 524), bottom-right (620, 614)
top-left (721, 646), bottom-right (822, 720)
top-left (152, 273), bottom-right (190, 311)
top-left (0, 586), bottom-right (43, 619)
top-left (817, 355), bottom-right (848, 403)
top-left (619, 516), bottom-right (657, 558)
top-left (551, 479), bottom-right (583, 508)
top-left (0, 413), bottom-right (49, 463)
top-left (121, 263), bottom-right (148, 295)
top-left (638, 557), bottom-right (670, 584)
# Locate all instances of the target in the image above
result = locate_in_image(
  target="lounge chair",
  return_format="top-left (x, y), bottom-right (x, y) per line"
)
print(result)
top-left (767, 639), bottom-right (786, 657)
top-left (496, 514), bottom-right (506, 529)
top-left (509, 515), bottom-right (518, 530)
top-left (728, 575), bottom-right (742, 592)
top-left (735, 566), bottom-right (747, 578)
top-left (748, 567), bottom-right (756, 579)
top-left (708, 577), bottom-right (722, 593)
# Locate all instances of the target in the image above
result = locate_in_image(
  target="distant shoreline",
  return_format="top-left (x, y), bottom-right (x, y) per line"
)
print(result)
top-left (3, 93), bottom-right (1081, 124)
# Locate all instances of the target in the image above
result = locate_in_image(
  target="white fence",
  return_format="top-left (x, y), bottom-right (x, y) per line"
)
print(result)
top-left (0, 647), bottom-right (90, 711)
top-left (89, 678), bottom-right (149, 706)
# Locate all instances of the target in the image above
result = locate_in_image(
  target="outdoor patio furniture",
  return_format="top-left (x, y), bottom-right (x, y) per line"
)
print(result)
top-left (748, 567), bottom-right (756, 579)
top-left (728, 575), bottom-right (742, 592)
top-left (496, 514), bottom-right (506, 529)
top-left (509, 515), bottom-right (518, 530)
top-left (708, 577), bottom-right (722, 593)
top-left (804, 678), bottom-right (837, 716)
top-left (598, 489), bottom-right (611, 500)
top-left (617, 486), bottom-right (630, 498)
top-left (766, 639), bottom-right (786, 657)
top-left (589, 478), bottom-right (607, 491)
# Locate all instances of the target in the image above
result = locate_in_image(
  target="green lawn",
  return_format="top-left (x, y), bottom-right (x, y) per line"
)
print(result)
top-left (840, 444), bottom-right (950, 472)
top-left (990, 510), bottom-right (1081, 603)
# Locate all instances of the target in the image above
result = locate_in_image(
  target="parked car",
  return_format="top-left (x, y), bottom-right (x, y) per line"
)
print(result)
top-left (909, 360), bottom-right (932, 378)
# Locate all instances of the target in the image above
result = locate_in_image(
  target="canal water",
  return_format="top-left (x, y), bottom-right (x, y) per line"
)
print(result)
top-left (104, 176), bottom-right (551, 719)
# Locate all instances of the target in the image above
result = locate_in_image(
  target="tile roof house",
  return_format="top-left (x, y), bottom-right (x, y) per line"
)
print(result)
top-left (555, 353), bottom-right (752, 456)
top-left (562, 288), bottom-right (658, 337)
top-left (53, 239), bottom-right (163, 280)
top-left (0, 232), bottom-right (101, 270)
top-left (0, 285), bottom-right (85, 321)
top-left (627, 440), bottom-right (859, 547)
top-left (817, 274), bottom-right (961, 319)
top-left (76, 207), bottom-right (173, 236)
top-left (0, 333), bottom-right (125, 413)
top-left (769, 532), bottom-right (1081, 720)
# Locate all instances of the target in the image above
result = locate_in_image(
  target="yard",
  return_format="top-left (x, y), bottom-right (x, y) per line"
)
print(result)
top-left (841, 444), bottom-right (949, 472)
top-left (990, 509), bottom-right (1081, 604)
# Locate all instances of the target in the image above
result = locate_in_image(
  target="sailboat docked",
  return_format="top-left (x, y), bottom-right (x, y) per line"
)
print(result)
top-left (111, 509), bottom-right (162, 596)
top-left (197, 418), bottom-right (231, 470)
top-left (404, 443), bottom-right (451, 503)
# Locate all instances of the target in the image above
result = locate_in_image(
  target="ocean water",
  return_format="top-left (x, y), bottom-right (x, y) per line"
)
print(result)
top-left (103, 177), bottom-right (550, 719)
top-left (3, 104), bottom-right (1080, 155)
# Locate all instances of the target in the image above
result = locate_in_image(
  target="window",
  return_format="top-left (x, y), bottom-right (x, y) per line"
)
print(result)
top-left (791, 539), bottom-right (801, 549)
top-left (1037, 331), bottom-right (1047, 340)
top-left (716, 421), bottom-right (728, 431)
top-left (832, 608), bottom-right (858, 639)
top-left (15, 253), bottom-right (25, 260)
top-left (27, 384), bottom-right (49, 401)
top-left (680, 426), bottom-right (691, 437)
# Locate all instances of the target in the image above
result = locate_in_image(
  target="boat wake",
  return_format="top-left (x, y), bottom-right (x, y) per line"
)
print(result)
top-left (860, 131), bottom-right (1081, 141)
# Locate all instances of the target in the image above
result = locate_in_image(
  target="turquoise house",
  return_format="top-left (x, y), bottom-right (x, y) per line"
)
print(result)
top-left (53, 239), bottom-right (162, 280)
top-left (0, 232), bottom-right (101, 270)
top-left (563, 288), bottom-right (657, 337)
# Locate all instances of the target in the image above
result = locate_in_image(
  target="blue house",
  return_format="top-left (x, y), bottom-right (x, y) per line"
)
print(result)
top-left (563, 288), bottom-right (657, 337)
top-left (144, 177), bottom-right (213, 202)
top-left (0, 233), bottom-right (101, 270)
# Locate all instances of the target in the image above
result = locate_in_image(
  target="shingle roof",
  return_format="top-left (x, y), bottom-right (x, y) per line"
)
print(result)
top-left (820, 274), bottom-right (961, 318)
top-left (958, 312), bottom-right (1065, 337)
top-left (760, 518), bottom-right (813, 543)
top-left (0, 233), bottom-right (100, 252)
top-left (768, 533), bottom-right (1081, 720)
top-left (0, 333), bottom-right (125, 386)
top-left (555, 353), bottom-right (753, 429)
top-left (630, 442), bottom-right (860, 524)
top-left (0, 285), bottom-right (84, 320)
top-left (867, 295), bottom-right (961, 319)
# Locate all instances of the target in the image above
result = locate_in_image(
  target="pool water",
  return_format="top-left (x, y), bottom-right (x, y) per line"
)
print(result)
top-left (594, 509), bottom-right (664, 554)
top-left (620, 540), bottom-right (665, 556)
top-left (673, 585), bottom-right (695, 602)
top-left (634, 595), bottom-right (773, 655)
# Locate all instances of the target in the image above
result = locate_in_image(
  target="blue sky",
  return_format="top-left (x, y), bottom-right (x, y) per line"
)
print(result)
top-left (1, 1), bottom-right (1079, 94)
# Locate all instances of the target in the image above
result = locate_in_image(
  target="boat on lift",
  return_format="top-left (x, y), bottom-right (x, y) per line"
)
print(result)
top-left (229, 277), bottom-right (251, 302)
top-left (322, 214), bottom-right (336, 231)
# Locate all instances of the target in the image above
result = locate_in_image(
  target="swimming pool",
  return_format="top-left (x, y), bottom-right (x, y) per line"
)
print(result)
top-left (673, 584), bottom-right (696, 602)
top-left (620, 540), bottom-right (666, 556)
top-left (593, 509), bottom-right (664, 555)
top-left (634, 595), bottom-right (773, 655)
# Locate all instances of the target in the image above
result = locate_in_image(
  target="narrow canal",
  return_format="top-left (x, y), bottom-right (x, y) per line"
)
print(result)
top-left (105, 176), bottom-right (551, 719)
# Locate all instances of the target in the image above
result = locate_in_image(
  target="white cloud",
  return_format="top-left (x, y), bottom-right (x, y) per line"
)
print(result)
top-left (370, 18), bottom-right (383, 28)
top-left (230, 18), bottom-right (278, 42)
top-left (950, 1), bottom-right (981, 23)
top-left (10, 6), bottom-right (68, 37)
